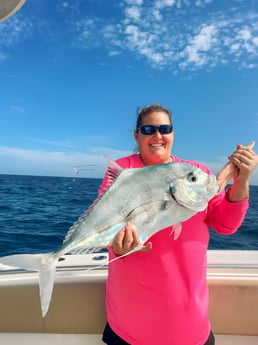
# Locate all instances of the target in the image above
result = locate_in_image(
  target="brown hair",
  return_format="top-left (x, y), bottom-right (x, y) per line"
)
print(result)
top-left (135, 104), bottom-right (172, 131)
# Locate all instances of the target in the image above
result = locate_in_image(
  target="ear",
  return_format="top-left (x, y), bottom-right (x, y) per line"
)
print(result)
top-left (134, 130), bottom-right (139, 143)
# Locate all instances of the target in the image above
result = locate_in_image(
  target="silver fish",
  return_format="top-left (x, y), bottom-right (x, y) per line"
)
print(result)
top-left (0, 160), bottom-right (219, 317)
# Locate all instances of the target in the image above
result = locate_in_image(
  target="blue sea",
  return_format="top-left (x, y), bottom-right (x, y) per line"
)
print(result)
top-left (0, 174), bottom-right (257, 256)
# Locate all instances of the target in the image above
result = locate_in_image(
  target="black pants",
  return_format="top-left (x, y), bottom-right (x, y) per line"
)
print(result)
top-left (102, 323), bottom-right (215, 345)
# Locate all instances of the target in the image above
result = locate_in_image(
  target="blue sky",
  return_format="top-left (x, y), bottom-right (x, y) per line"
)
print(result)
top-left (0, 0), bottom-right (257, 184)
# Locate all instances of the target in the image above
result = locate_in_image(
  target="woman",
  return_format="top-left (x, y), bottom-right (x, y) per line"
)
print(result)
top-left (102, 104), bottom-right (257, 345)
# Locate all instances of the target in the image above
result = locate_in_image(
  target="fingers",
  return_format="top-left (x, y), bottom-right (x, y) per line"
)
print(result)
top-left (228, 142), bottom-right (257, 181)
top-left (112, 228), bottom-right (127, 254)
top-left (140, 242), bottom-right (152, 253)
top-left (125, 224), bottom-right (139, 249)
top-left (237, 141), bottom-right (255, 151)
top-left (230, 143), bottom-right (256, 165)
top-left (112, 223), bottom-right (142, 256)
top-left (216, 161), bottom-right (238, 191)
top-left (247, 141), bottom-right (255, 150)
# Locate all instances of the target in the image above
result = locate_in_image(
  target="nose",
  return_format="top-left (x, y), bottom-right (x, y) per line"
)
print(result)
top-left (153, 128), bottom-right (162, 137)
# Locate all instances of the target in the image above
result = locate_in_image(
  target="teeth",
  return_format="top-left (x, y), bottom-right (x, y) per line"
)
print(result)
top-left (151, 144), bottom-right (163, 147)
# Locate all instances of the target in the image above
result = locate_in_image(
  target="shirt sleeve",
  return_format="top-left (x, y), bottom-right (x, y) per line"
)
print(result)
top-left (205, 187), bottom-right (249, 235)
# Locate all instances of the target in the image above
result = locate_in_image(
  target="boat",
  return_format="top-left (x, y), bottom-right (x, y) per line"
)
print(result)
top-left (0, 250), bottom-right (257, 345)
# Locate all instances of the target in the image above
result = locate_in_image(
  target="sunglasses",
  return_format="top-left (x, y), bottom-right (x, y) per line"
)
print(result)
top-left (138, 124), bottom-right (173, 135)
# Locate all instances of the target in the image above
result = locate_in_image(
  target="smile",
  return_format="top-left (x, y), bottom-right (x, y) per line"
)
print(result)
top-left (150, 143), bottom-right (164, 147)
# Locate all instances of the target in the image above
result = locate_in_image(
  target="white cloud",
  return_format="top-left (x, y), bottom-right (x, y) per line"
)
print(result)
top-left (108, 50), bottom-right (122, 56)
top-left (230, 43), bottom-right (240, 52)
top-left (0, 52), bottom-right (8, 62)
top-left (238, 28), bottom-right (252, 40)
top-left (3, 0), bottom-right (258, 74)
top-left (0, 16), bottom-right (34, 48)
top-left (2, 145), bottom-right (257, 184)
top-left (125, 6), bottom-right (141, 21)
top-left (75, 18), bottom-right (98, 41)
top-left (155, 0), bottom-right (176, 9)
top-left (104, 1), bottom-right (258, 72)
top-left (181, 24), bottom-right (218, 68)
top-left (195, 0), bottom-right (214, 7)
top-left (151, 9), bottom-right (163, 21)
top-left (61, 1), bottom-right (69, 8)
top-left (191, 25), bottom-right (218, 51)
top-left (10, 105), bottom-right (25, 113)
top-left (123, 24), bottom-right (168, 67)
top-left (26, 137), bottom-right (83, 149)
top-left (124, 0), bottom-right (143, 5)
top-left (57, 0), bottom-right (81, 14)
top-left (0, 146), bottom-right (131, 178)
top-left (102, 23), bottom-right (124, 50)
top-left (253, 37), bottom-right (258, 46)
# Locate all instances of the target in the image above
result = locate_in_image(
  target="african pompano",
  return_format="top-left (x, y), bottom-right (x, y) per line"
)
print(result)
top-left (0, 160), bottom-right (219, 317)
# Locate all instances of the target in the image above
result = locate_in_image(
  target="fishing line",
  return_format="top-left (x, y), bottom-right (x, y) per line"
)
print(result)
top-left (72, 164), bottom-right (97, 181)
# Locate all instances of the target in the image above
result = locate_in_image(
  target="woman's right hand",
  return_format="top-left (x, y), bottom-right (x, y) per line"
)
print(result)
top-left (112, 222), bottom-right (152, 256)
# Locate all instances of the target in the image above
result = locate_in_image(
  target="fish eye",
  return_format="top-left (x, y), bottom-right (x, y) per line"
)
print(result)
top-left (187, 172), bottom-right (198, 183)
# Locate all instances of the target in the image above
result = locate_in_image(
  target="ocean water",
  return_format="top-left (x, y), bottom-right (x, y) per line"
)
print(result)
top-left (0, 174), bottom-right (257, 257)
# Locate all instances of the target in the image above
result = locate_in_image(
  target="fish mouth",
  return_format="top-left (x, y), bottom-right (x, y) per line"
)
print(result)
top-left (171, 193), bottom-right (180, 205)
top-left (170, 192), bottom-right (189, 209)
top-left (170, 185), bottom-right (183, 206)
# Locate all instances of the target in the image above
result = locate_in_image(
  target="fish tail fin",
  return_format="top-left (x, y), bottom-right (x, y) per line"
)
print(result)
top-left (39, 254), bottom-right (58, 317)
top-left (0, 253), bottom-right (58, 317)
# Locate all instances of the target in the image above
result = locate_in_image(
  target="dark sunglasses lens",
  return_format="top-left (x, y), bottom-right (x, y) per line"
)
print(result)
top-left (140, 125), bottom-right (156, 135)
top-left (159, 125), bottom-right (173, 134)
top-left (140, 124), bottom-right (173, 135)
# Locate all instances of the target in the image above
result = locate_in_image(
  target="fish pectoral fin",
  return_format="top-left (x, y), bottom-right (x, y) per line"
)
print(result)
top-left (169, 223), bottom-right (182, 240)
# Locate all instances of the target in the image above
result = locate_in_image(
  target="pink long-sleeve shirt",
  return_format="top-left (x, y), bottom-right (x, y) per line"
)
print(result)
top-left (102, 154), bottom-right (249, 345)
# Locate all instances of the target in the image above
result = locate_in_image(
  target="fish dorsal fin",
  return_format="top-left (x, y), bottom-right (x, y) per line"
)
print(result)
top-left (104, 155), bottom-right (123, 178)
top-left (62, 157), bottom-right (124, 247)
top-left (98, 156), bottom-right (124, 195)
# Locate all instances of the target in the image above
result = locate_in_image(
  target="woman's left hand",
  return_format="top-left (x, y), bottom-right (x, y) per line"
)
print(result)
top-left (227, 141), bottom-right (257, 201)
top-left (228, 141), bottom-right (257, 183)
top-left (112, 223), bottom-right (152, 256)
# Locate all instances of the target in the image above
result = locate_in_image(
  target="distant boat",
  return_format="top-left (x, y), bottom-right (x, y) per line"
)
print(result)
top-left (0, 250), bottom-right (257, 345)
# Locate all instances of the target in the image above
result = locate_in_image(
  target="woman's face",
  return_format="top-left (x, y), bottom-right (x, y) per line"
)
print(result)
top-left (134, 111), bottom-right (174, 165)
